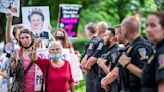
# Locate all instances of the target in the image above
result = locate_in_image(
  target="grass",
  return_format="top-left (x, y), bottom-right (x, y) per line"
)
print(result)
top-left (75, 76), bottom-right (86, 92)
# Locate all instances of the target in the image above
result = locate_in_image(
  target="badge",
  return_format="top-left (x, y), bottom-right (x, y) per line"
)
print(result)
top-left (147, 50), bottom-right (156, 64)
top-left (88, 43), bottom-right (93, 50)
top-left (97, 42), bottom-right (103, 50)
top-left (147, 54), bottom-right (155, 64)
top-left (158, 54), bottom-right (164, 69)
top-left (111, 53), bottom-right (117, 63)
top-left (5, 42), bottom-right (14, 54)
top-left (138, 48), bottom-right (148, 60)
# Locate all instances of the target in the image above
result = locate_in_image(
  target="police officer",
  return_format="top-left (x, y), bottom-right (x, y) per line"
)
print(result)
top-left (118, 16), bottom-right (153, 92)
top-left (101, 25), bottom-right (130, 92)
top-left (96, 28), bottom-right (120, 92)
top-left (80, 22), bottom-right (108, 92)
top-left (144, 11), bottom-right (164, 92)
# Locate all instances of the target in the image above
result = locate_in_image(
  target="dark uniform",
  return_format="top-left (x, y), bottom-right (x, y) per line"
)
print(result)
top-left (117, 43), bottom-right (131, 92)
top-left (123, 36), bottom-right (153, 92)
top-left (141, 48), bottom-right (157, 92)
top-left (93, 44), bottom-right (110, 92)
top-left (97, 43), bottom-right (120, 92)
top-left (156, 39), bottom-right (164, 83)
top-left (151, 39), bottom-right (164, 92)
top-left (85, 36), bottom-right (102, 92)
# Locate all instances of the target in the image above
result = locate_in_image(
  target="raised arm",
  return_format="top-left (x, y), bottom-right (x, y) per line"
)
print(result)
top-left (5, 13), bottom-right (13, 43)
top-left (31, 38), bottom-right (42, 61)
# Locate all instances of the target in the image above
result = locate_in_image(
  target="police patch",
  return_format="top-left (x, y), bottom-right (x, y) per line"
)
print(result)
top-left (147, 54), bottom-right (155, 64)
top-left (88, 43), bottom-right (94, 50)
top-left (158, 54), bottom-right (164, 69)
top-left (97, 42), bottom-right (103, 50)
top-left (111, 53), bottom-right (117, 63)
top-left (147, 50), bottom-right (156, 64)
top-left (138, 48), bottom-right (148, 60)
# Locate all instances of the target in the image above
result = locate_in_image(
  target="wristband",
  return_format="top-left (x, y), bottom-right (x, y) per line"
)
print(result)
top-left (124, 62), bottom-right (131, 68)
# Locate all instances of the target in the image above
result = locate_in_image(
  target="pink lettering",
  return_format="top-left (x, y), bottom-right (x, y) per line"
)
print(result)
top-left (64, 24), bottom-right (76, 36)
top-left (60, 18), bottom-right (78, 23)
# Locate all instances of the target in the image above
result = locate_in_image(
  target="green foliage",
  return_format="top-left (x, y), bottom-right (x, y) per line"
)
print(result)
top-left (0, 0), bottom-right (162, 41)
top-left (72, 38), bottom-right (89, 92)
top-left (72, 38), bottom-right (89, 54)
top-left (75, 76), bottom-right (86, 92)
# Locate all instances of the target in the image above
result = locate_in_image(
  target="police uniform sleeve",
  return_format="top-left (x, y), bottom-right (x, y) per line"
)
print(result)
top-left (92, 42), bottom-right (104, 58)
top-left (157, 53), bottom-right (164, 82)
top-left (131, 45), bottom-right (153, 69)
top-left (85, 38), bottom-right (100, 57)
top-left (85, 41), bottom-right (95, 57)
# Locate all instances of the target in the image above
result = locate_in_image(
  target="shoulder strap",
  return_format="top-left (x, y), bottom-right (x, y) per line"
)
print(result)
top-left (41, 61), bottom-right (50, 92)
top-left (24, 61), bottom-right (34, 74)
top-left (18, 51), bottom-right (34, 75)
top-left (45, 61), bottom-right (50, 92)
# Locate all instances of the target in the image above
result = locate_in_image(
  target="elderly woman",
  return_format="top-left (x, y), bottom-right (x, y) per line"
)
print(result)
top-left (33, 41), bottom-right (74, 92)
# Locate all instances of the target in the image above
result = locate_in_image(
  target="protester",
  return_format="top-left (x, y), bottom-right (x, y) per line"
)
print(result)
top-left (9, 29), bottom-right (36, 92)
top-left (53, 28), bottom-right (75, 53)
top-left (5, 13), bottom-right (24, 53)
top-left (32, 41), bottom-right (74, 92)
top-left (0, 54), bottom-right (8, 92)
top-left (5, 13), bottom-right (24, 43)
top-left (145, 11), bottom-right (164, 92)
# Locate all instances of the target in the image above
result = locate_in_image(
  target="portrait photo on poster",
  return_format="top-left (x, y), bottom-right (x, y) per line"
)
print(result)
top-left (22, 6), bottom-right (51, 39)
top-left (0, 0), bottom-right (20, 17)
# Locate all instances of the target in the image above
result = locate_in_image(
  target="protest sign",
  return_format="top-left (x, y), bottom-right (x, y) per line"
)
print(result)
top-left (0, 0), bottom-right (20, 17)
top-left (22, 6), bottom-right (51, 39)
top-left (58, 4), bottom-right (82, 38)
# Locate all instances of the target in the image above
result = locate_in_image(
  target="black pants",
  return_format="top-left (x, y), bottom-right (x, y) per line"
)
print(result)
top-left (109, 84), bottom-right (119, 92)
top-left (120, 89), bottom-right (130, 92)
top-left (94, 77), bottom-right (106, 92)
top-left (86, 71), bottom-right (96, 92)
top-left (142, 86), bottom-right (157, 92)
top-left (129, 88), bottom-right (141, 92)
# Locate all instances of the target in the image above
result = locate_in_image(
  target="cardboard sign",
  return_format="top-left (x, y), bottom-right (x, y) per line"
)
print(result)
top-left (58, 4), bottom-right (82, 38)
top-left (22, 6), bottom-right (51, 39)
top-left (0, 0), bottom-right (20, 17)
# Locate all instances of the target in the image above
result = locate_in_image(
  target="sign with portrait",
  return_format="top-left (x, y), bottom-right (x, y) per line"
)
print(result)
top-left (0, 0), bottom-right (20, 17)
top-left (22, 6), bottom-right (51, 39)
top-left (58, 4), bottom-right (82, 38)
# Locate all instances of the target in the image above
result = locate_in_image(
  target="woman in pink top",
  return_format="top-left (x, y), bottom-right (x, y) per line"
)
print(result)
top-left (9, 29), bottom-right (36, 92)
top-left (33, 41), bottom-right (74, 92)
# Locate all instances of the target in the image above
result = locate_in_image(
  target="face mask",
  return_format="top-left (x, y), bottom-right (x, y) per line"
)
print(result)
top-left (49, 54), bottom-right (61, 59)
top-left (56, 36), bottom-right (64, 40)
